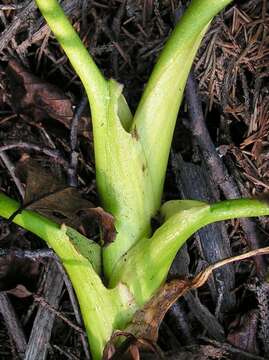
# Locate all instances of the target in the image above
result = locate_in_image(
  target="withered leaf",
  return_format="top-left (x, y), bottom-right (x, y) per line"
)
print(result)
top-left (126, 278), bottom-right (192, 342)
top-left (6, 284), bottom-right (32, 298)
top-left (16, 159), bottom-right (116, 244)
top-left (16, 158), bottom-right (65, 205)
top-left (129, 345), bottom-right (140, 360)
top-left (7, 59), bottom-right (91, 137)
top-left (102, 331), bottom-right (163, 360)
top-left (28, 187), bottom-right (116, 244)
top-left (90, 207), bottom-right (116, 245)
top-left (126, 246), bottom-right (269, 343)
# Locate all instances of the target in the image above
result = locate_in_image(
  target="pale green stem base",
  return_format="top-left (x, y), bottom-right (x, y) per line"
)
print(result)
top-left (111, 198), bottom-right (269, 306)
top-left (0, 193), bottom-right (137, 360)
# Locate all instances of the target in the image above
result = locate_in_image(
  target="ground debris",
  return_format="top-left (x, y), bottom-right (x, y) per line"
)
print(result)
top-left (195, 0), bottom-right (269, 193)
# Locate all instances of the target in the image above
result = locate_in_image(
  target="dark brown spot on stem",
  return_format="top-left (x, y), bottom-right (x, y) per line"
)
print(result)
top-left (131, 126), bottom-right (139, 141)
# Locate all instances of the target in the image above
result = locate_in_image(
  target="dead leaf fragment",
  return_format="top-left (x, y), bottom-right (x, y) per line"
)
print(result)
top-left (27, 188), bottom-right (116, 243)
top-left (102, 331), bottom-right (164, 360)
top-left (126, 246), bottom-right (269, 343)
top-left (15, 159), bottom-right (116, 243)
top-left (90, 207), bottom-right (116, 245)
top-left (6, 284), bottom-right (32, 298)
top-left (6, 59), bottom-right (90, 136)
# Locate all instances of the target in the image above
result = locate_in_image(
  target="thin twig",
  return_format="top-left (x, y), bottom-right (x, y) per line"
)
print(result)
top-left (0, 142), bottom-right (68, 167)
top-left (200, 337), bottom-right (268, 360)
top-left (33, 294), bottom-right (86, 336)
top-left (193, 246), bottom-right (269, 288)
top-left (56, 262), bottom-right (91, 359)
top-left (0, 4), bottom-right (25, 10)
top-left (53, 344), bottom-right (80, 360)
top-left (68, 96), bottom-right (88, 187)
top-left (0, 152), bottom-right (25, 198)
top-left (0, 248), bottom-right (55, 261)
top-left (0, 292), bottom-right (27, 358)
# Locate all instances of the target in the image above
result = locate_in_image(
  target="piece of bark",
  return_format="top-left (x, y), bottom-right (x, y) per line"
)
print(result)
top-left (166, 245), bottom-right (194, 345)
top-left (24, 259), bottom-right (64, 360)
top-left (165, 301), bottom-right (193, 345)
top-left (184, 292), bottom-right (225, 341)
top-left (6, 60), bottom-right (91, 137)
top-left (200, 337), bottom-right (267, 360)
top-left (169, 237), bottom-right (225, 342)
top-left (171, 152), bottom-right (236, 315)
top-left (185, 71), bottom-right (267, 276)
top-left (0, 292), bottom-right (27, 357)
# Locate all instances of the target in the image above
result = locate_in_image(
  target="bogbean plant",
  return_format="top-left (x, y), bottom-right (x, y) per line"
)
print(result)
top-left (1, 0), bottom-right (269, 358)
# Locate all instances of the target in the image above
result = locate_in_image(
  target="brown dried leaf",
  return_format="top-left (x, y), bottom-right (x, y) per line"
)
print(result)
top-left (126, 246), bottom-right (269, 342)
top-left (6, 284), bottom-right (32, 298)
top-left (27, 188), bottom-right (116, 243)
top-left (6, 59), bottom-right (90, 136)
top-left (102, 331), bottom-right (163, 360)
top-left (129, 345), bottom-right (140, 360)
top-left (16, 158), bottom-right (64, 205)
top-left (16, 159), bottom-right (116, 243)
top-left (90, 207), bottom-right (116, 245)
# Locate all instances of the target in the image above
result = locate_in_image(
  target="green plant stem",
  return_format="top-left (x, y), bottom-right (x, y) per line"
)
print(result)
top-left (0, 193), bottom-right (137, 360)
top-left (102, 0), bottom-right (233, 275)
top-left (34, 0), bottom-right (107, 117)
top-left (132, 0), bottom-right (233, 211)
top-left (111, 198), bottom-right (269, 305)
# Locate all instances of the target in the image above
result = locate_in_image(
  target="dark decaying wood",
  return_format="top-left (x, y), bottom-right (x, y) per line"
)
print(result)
top-left (168, 157), bottom-right (228, 341)
top-left (24, 259), bottom-right (64, 360)
top-left (0, 292), bottom-right (27, 357)
top-left (171, 153), bottom-right (236, 314)
top-left (185, 72), bottom-right (267, 277)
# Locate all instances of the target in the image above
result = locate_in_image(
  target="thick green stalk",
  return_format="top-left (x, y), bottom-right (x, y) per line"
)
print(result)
top-left (110, 198), bottom-right (269, 305)
top-left (98, 80), bottom-right (155, 276)
top-left (34, 0), bottom-right (107, 118)
top-left (0, 193), bottom-right (137, 360)
top-left (132, 0), bottom-right (233, 211)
